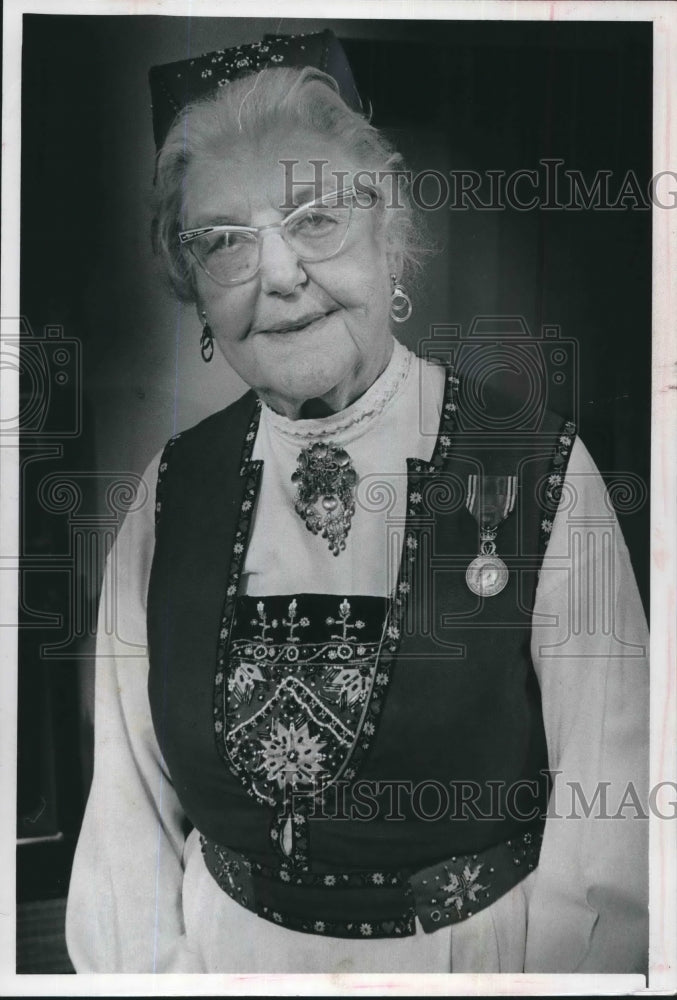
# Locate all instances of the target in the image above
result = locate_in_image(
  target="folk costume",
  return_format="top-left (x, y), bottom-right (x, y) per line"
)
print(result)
top-left (66, 342), bottom-right (649, 972)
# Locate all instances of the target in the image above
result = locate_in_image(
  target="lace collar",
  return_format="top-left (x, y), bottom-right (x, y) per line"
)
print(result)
top-left (262, 338), bottom-right (413, 446)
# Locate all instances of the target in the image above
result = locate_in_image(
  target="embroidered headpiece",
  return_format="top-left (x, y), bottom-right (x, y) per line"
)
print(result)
top-left (149, 29), bottom-right (363, 152)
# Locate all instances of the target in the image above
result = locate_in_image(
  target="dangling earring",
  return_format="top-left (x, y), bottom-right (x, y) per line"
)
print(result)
top-left (390, 274), bottom-right (412, 323)
top-left (200, 311), bottom-right (214, 363)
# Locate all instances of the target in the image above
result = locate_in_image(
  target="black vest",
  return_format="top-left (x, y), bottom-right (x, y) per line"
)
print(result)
top-left (147, 367), bottom-right (575, 935)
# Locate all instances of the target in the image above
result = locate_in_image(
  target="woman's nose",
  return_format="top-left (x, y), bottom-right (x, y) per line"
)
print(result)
top-left (258, 231), bottom-right (307, 295)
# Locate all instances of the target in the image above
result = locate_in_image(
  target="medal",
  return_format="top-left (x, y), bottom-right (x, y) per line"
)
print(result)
top-left (466, 551), bottom-right (509, 597)
top-left (465, 475), bottom-right (517, 597)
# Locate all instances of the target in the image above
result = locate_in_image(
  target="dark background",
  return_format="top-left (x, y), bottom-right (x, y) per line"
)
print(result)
top-left (17, 14), bottom-right (651, 970)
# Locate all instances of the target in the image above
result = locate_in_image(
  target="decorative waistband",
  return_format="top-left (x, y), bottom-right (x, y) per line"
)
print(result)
top-left (200, 823), bottom-right (544, 940)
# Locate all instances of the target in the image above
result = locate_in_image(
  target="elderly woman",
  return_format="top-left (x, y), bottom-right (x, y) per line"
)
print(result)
top-left (66, 45), bottom-right (649, 975)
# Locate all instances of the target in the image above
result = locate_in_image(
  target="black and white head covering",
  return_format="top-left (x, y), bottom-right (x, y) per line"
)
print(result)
top-left (149, 29), bottom-right (363, 152)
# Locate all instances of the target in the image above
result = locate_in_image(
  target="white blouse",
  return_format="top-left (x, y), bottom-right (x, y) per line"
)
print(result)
top-left (65, 340), bottom-right (649, 973)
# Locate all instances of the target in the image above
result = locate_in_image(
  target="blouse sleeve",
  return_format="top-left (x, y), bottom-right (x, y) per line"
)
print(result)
top-left (524, 437), bottom-right (649, 973)
top-left (65, 454), bottom-right (204, 972)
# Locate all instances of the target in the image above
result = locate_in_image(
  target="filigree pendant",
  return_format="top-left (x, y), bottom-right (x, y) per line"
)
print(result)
top-left (291, 442), bottom-right (357, 556)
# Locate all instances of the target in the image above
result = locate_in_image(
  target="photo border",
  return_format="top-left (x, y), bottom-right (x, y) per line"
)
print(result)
top-left (1, 0), bottom-right (674, 994)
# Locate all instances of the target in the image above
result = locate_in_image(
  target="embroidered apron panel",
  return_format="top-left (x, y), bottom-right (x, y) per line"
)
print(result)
top-left (222, 594), bottom-right (388, 806)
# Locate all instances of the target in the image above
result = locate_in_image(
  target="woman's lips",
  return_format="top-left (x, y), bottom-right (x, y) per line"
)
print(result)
top-left (254, 310), bottom-right (337, 336)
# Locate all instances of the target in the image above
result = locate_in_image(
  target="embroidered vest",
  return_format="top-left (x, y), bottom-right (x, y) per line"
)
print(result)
top-left (147, 368), bottom-right (575, 937)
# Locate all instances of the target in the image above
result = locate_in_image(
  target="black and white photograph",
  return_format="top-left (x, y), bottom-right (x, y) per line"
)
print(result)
top-left (2, 0), bottom-right (676, 992)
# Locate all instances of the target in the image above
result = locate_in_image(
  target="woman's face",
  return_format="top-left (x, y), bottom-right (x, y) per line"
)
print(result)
top-left (183, 128), bottom-right (396, 417)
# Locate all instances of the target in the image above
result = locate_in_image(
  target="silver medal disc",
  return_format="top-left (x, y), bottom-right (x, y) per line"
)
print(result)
top-left (465, 554), bottom-right (509, 597)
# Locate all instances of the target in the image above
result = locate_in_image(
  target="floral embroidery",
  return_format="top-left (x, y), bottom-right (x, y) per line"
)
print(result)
top-left (538, 419), bottom-right (576, 555)
top-left (251, 602), bottom-right (278, 640)
top-left (154, 432), bottom-right (182, 530)
top-left (281, 598), bottom-right (310, 643)
top-left (441, 863), bottom-right (487, 914)
top-left (258, 721), bottom-right (326, 788)
top-left (257, 905), bottom-right (414, 939)
top-left (326, 600), bottom-right (365, 644)
top-left (211, 399), bottom-right (264, 791)
top-left (328, 667), bottom-right (371, 706)
top-left (231, 662), bottom-right (265, 703)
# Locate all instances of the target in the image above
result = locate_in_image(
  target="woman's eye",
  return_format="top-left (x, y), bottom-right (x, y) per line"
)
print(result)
top-left (290, 209), bottom-right (341, 237)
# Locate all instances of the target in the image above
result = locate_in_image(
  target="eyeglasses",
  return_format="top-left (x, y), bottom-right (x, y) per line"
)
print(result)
top-left (178, 186), bottom-right (376, 287)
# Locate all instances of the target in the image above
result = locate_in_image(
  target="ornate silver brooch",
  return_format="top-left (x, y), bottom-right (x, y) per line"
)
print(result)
top-left (291, 442), bottom-right (358, 556)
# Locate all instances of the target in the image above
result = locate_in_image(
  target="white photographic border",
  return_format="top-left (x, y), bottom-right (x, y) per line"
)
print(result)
top-left (1, 0), bottom-right (675, 994)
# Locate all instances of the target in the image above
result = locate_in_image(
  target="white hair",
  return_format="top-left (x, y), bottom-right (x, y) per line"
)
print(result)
top-left (151, 66), bottom-right (427, 302)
